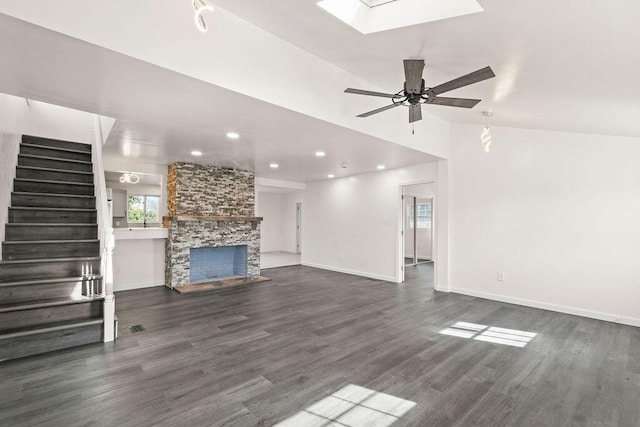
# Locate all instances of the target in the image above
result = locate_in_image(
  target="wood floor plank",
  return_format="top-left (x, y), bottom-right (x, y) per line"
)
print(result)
top-left (0, 264), bottom-right (638, 426)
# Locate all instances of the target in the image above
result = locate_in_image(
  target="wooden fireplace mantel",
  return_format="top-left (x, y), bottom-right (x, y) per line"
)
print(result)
top-left (163, 215), bottom-right (263, 229)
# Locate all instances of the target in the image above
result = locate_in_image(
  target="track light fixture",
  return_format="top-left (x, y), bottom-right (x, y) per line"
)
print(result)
top-left (193, 0), bottom-right (214, 33)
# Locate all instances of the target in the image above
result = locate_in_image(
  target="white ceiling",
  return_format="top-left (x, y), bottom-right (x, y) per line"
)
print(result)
top-left (0, 13), bottom-right (438, 182)
top-left (213, 0), bottom-right (640, 137)
top-left (1, 0), bottom-right (640, 184)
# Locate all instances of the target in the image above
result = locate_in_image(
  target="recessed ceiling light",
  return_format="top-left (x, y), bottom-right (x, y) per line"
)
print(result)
top-left (226, 132), bottom-right (240, 139)
top-left (377, 165), bottom-right (386, 170)
top-left (315, 151), bottom-right (326, 157)
top-left (270, 163), bottom-right (279, 169)
top-left (328, 174), bottom-right (335, 178)
top-left (191, 150), bottom-right (203, 156)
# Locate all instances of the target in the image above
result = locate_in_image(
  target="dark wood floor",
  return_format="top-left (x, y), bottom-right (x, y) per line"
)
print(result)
top-left (0, 264), bottom-right (639, 426)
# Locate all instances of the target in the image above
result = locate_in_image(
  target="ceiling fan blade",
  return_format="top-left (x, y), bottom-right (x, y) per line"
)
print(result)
top-left (357, 103), bottom-right (402, 118)
top-left (409, 104), bottom-right (422, 123)
top-left (429, 66), bottom-right (495, 96)
top-left (345, 88), bottom-right (398, 98)
top-left (404, 59), bottom-right (425, 94)
top-left (427, 97), bottom-right (482, 108)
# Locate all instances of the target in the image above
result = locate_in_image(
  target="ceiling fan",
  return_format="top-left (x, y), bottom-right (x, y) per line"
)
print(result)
top-left (344, 60), bottom-right (496, 123)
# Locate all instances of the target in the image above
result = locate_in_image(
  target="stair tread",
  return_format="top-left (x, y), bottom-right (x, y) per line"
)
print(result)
top-left (17, 165), bottom-right (93, 175)
top-left (4, 239), bottom-right (99, 245)
top-left (0, 256), bottom-right (100, 266)
top-left (12, 192), bottom-right (95, 199)
top-left (18, 154), bottom-right (92, 165)
top-left (0, 275), bottom-right (103, 287)
top-left (21, 142), bottom-right (93, 156)
top-left (0, 318), bottom-right (103, 339)
top-left (23, 135), bottom-right (91, 148)
top-left (14, 178), bottom-right (94, 187)
top-left (0, 296), bottom-right (105, 313)
top-left (6, 223), bottom-right (98, 227)
top-left (9, 206), bottom-right (96, 212)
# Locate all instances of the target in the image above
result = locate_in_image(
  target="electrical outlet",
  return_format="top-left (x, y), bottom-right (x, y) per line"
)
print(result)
top-left (497, 272), bottom-right (505, 282)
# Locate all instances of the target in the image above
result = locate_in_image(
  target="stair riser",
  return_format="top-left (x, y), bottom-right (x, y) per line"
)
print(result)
top-left (11, 193), bottom-right (96, 209)
top-left (22, 136), bottom-right (92, 153)
top-left (16, 168), bottom-right (93, 184)
top-left (20, 145), bottom-right (92, 162)
top-left (3, 242), bottom-right (100, 260)
top-left (5, 225), bottom-right (98, 241)
top-left (0, 301), bottom-right (103, 333)
top-left (0, 323), bottom-right (103, 362)
top-left (14, 180), bottom-right (94, 196)
top-left (0, 259), bottom-right (101, 281)
top-left (0, 280), bottom-right (103, 304)
top-left (9, 209), bottom-right (96, 224)
top-left (18, 155), bottom-right (93, 173)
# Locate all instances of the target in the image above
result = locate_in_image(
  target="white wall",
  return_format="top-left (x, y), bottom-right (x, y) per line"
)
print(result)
top-left (113, 237), bottom-right (165, 291)
top-left (257, 191), bottom-right (286, 253)
top-left (256, 189), bottom-right (303, 253)
top-left (302, 163), bottom-right (443, 283)
top-left (0, 92), bottom-right (95, 143)
top-left (0, 133), bottom-right (20, 253)
top-left (450, 124), bottom-right (640, 326)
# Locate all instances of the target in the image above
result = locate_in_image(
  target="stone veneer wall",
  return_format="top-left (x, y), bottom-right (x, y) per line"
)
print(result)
top-left (165, 220), bottom-right (260, 288)
top-left (167, 162), bottom-right (254, 216)
top-left (165, 162), bottom-right (260, 288)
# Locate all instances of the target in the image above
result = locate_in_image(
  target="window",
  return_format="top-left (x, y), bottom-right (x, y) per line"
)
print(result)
top-left (127, 195), bottom-right (160, 224)
top-left (408, 202), bottom-right (432, 229)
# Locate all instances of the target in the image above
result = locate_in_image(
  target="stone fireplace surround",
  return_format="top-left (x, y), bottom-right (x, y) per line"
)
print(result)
top-left (163, 162), bottom-right (262, 289)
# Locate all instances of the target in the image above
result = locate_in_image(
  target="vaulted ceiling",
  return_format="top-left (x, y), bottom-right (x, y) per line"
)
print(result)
top-left (1, 0), bottom-right (639, 182)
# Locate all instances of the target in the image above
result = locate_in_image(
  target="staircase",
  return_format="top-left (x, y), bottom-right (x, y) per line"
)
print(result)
top-left (0, 135), bottom-right (104, 362)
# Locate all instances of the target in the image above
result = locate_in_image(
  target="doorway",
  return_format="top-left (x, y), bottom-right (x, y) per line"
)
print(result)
top-left (256, 186), bottom-right (304, 269)
top-left (401, 183), bottom-right (435, 285)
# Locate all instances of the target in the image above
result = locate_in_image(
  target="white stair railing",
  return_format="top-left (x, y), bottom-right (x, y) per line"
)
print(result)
top-left (90, 115), bottom-right (115, 343)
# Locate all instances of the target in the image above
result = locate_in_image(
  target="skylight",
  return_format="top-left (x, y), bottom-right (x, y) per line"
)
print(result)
top-left (317, 0), bottom-right (483, 34)
top-left (360, 0), bottom-right (400, 7)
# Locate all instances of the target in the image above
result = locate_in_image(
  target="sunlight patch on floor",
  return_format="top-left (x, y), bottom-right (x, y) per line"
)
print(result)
top-left (439, 321), bottom-right (537, 347)
top-left (274, 384), bottom-right (417, 427)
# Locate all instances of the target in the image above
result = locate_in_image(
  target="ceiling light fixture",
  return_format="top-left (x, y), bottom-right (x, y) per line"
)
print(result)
top-left (315, 151), bottom-right (326, 157)
top-left (270, 163), bottom-right (279, 169)
top-left (119, 172), bottom-right (140, 184)
top-left (226, 132), bottom-right (240, 139)
top-left (193, 0), bottom-right (214, 33)
top-left (377, 165), bottom-right (386, 170)
top-left (328, 174), bottom-right (335, 178)
top-left (191, 150), bottom-right (203, 156)
top-left (481, 110), bottom-right (493, 152)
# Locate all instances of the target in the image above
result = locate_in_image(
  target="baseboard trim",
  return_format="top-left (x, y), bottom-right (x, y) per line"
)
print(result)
top-left (302, 262), bottom-right (396, 283)
top-left (450, 287), bottom-right (640, 328)
top-left (114, 282), bottom-right (164, 292)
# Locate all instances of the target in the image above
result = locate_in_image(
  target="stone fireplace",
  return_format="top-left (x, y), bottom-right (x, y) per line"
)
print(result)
top-left (163, 162), bottom-right (262, 289)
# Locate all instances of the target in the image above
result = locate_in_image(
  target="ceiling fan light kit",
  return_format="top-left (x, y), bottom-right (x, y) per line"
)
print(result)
top-left (344, 59), bottom-right (495, 124)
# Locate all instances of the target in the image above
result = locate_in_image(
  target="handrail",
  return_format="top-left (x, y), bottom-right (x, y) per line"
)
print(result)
top-left (90, 115), bottom-right (115, 343)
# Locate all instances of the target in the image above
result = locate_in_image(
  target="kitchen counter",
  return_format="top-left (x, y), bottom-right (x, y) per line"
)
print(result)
top-left (113, 227), bottom-right (168, 241)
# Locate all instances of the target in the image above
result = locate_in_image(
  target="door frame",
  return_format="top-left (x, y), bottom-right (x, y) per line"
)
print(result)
top-left (398, 181), bottom-right (436, 283)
